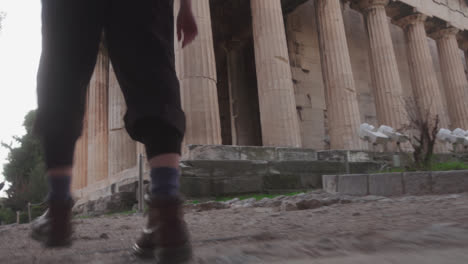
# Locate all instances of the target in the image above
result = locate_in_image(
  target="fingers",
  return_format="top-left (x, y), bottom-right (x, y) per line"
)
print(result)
top-left (182, 24), bottom-right (198, 48)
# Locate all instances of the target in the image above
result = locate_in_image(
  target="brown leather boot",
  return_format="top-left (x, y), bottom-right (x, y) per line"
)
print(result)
top-left (133, 195), bottom-right (192, 263)
top-left (31, 198), bottom-right (73, 247)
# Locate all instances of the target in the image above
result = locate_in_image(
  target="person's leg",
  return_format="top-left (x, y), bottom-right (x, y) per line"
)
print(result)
top-left (105, 0), bottom-right (185, 196)
top-left (105, 0), bottom-right (190, 261)
top-left (32, 0), bottom-right (104, 247)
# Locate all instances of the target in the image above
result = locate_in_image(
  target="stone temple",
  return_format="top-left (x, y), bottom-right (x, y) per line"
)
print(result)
top-left (72, 0), bottom-right (468, 201)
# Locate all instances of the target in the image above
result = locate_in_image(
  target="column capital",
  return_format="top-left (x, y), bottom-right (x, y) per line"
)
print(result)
top-left (456, 31), bottom-right (468, 51)
top-left (459, 40), bottom-right (468, 51)
top-left (352, 0), bottom-right (389, 12)
top-left (429, 27), bottom-right (459, 40)
top-left (394, 13), bottom-right (427, 29)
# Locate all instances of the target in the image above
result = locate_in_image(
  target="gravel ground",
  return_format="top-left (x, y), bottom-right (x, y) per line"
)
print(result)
top-left (2, 191), bottom-right (468, 263)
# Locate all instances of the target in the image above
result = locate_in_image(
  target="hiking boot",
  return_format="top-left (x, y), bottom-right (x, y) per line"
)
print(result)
top-left (133, 194), bottom-right (192, 263)
top-left (31, 198), bottom-right (73, 247)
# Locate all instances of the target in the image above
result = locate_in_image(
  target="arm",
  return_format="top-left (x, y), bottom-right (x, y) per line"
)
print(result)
top-left (177, 0), bottom-right (198, 48)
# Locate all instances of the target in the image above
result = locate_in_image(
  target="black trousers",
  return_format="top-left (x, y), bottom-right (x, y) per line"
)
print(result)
top-left (35, 0), bottom-right (185, 169)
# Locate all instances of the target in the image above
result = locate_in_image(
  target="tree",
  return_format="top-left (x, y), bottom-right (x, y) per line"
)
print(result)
top-left (401, 98), bottom-right (440, 170)
top-left (2, 110), bottom-right (48, 211)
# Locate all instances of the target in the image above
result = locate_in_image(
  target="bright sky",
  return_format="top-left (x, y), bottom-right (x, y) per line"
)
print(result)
top-left (0, 0), bottom-right (41, 197)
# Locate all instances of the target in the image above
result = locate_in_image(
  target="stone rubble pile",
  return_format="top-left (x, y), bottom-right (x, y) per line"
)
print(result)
top-left (185, 190), bottom-right (464, 213)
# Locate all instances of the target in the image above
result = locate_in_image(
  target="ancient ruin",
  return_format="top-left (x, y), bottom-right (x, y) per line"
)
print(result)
top-left (72, 0), bottom-right (468, 202)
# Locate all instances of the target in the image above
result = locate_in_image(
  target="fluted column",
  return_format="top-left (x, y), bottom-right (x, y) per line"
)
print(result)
top-left (177, 0), bottom-right (222, 145)
top-left (461, 43), bottom-right (468, 72)
top-left (396, 14), bottom-right (449, 152)
top-left (431, 28), bottom-right (468, 129)
top-left (250, 0), bottom-right (302, 147)
top-left (72, 103), bottom-right (88, 191)
top-left (316, 0), bottom-right (364, 150)
top-left (87, 47), bottom-right (109, 184)
top-left (357, 0), bottom-right (407, 130)
top-left (108, 64), bottom-right (137, 178)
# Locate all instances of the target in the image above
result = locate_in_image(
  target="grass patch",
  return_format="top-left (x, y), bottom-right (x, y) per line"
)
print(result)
top-left (430, 161), bottom-right (468, 171)
top-left (377, 161), bottom-right (468, 173)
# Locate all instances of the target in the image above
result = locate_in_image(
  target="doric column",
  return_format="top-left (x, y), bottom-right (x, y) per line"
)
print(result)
top-left (316, 0), bottom-right (364, 150)
top-left (431, 27), bottom-right (468, 129)
top-left (356, 0), bottom-right (407, 130)
top-left (250, 0), bottom-right (302, 147)
top-left (72, 103), bottom-right (88, 191)
top-left (177, 0), bottom-right (222, 145)
top-left (87, 47), bottom-right (109, 184)
top-left (108, 64), bottom-right (137, 178)
top-left (396, 14), bottom-right (450, 151)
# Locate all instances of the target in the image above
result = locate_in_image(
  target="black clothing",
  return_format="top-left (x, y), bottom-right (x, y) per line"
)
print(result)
top-left (35, 0), bottom-right (185, 169)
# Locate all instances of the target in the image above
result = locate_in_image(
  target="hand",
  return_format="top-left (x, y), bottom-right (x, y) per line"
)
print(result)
top-left (177, 0), bottom-right (198, 48)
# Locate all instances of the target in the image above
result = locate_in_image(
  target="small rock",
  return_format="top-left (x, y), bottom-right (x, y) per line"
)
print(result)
top-left (197, 201), bottom-right (229, 212)
top-left (225, 198), bottom-right (240, 204)
top-left (352, 212), bottom-right (361, 216)
top-left (280, 201), bottom-right (298, 211)
top-left (296, 199), bottom-right (322, 210)
top-left (100, 233), bottom-right (109, 239)
top-left (253, 208), bottom-right (272, 213)
top-left (378, 198), bottom-right (394, 203)
top-left (321, 198), bottom-right (340, 206)
top-left (340, 199), bottom-right (353, 204)
top-left (274, 195), bottom-right (286, 201)
top-left (359, 195), bottom-right (385, 202)
top-left (242, 198), bottom-right (256, 205)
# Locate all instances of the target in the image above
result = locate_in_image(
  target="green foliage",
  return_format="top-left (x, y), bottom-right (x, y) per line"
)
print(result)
top-left (0, 207), bottom-right (15, 224)
top-left (2, 110), bottom-right (48, 212)
top-left (430, 161), bottom-right (468, 171)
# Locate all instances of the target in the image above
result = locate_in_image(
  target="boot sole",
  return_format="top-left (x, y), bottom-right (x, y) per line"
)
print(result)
top-left (132, 243), bottom-right (157, 259)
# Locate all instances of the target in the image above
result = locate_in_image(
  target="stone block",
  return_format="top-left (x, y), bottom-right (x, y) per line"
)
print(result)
top-left (349, 162), bottom-right (382, 174)
top-left (432, 170), bottom-right (468, 194)
top-left (264, 173), bottom-right (303, 190)
top-left (106, 192), bottom-right (136, 212)
top-left (276, 147), bottom-right (317, 161)
top-left (211, 160), bottom-right (269, 178)
top-left (267, 161), bottom-right (344, 190)
top-left (180, 177), bottom-right (212, 198)
top-left (239, 146), bottom-right (277, 161)
top-left (337, 174), bottom-right (369, 196)
top-left (322, 175), bottom-right (338, 193)
top-left (118, 181), bottom-right (137, 193)
top-left (300, 174), bottom-right (322, 189)
top-left (181, 162), bottom-right (212, 178)
top-left (212, 175), bottom-right (263, 196)
top-left (185, 145), bottom-right (241, 160)
top-left (403, 172), bottom-right (432, 195)
top-left (369, 173), bottom-right (403, 196)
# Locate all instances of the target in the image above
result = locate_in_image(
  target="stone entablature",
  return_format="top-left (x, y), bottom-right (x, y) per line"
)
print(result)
top-left (398, 0), bottom-right (468, 31)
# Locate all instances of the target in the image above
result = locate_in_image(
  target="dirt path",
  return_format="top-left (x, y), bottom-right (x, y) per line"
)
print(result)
top-left (2, 192), bottom-right (468, 263)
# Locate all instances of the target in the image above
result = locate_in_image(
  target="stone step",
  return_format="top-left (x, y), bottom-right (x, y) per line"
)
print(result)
top-left (180, 160), bottom-right (382, 197)
top-left (323, 170), bottom-right (468, 197)
top-left (184, 145), bottom-right (318, 161)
